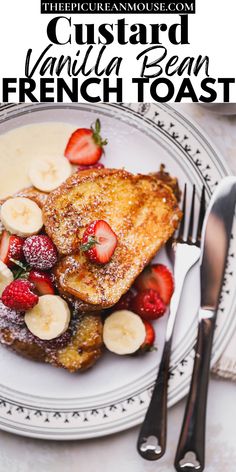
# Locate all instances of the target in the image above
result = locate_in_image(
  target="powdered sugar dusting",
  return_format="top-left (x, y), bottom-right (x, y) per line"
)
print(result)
top-left (0, 300), bottom-right (25, 326)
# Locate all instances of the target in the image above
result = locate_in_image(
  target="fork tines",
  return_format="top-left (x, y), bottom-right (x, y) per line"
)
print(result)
top-left (176, 185), bottom-right (206, 246)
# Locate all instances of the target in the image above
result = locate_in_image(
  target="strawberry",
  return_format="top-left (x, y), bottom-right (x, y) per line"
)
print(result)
top-left (140, 320), bottom-right (156, 352)
top-left (77, 163), bottom-right (104, 172)
top-left (131, 288), bottom-right (166, 320)
top-left (134, 264), bottom-right (174, 305)
top-left (0, 231), bottom-right (24, 267)
top-left (64, 119), bottom-right (107, 165)
top-left (2, 280), bottom-right (38, 311)
top-left (23, 235), bottom-right (58, 270)
top-left (28, 270), bottom-right (55, 295)
top-left (81, 220), bottom-right (117, 264)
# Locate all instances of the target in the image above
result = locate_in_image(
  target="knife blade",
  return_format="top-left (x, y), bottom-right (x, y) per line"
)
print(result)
top-left (175, 176), bottom-right (236, 472)
top-left (200, 176), bottom-right (236, 312)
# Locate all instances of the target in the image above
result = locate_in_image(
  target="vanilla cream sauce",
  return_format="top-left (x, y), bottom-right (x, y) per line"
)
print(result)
top-left (0, 123), bottom-right (75, 198)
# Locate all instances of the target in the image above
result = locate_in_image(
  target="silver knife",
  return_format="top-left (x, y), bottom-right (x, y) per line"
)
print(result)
top-left (174, 176), bottom-right (236, 472)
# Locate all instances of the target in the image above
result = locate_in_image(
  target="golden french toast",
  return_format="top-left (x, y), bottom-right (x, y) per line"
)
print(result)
top-left (0, 184), bottom-right (103, 371)
top-left (0, 166), bottom-right (180, 369)
top-left (43, 168), bottom-right (181, 310)
top-left (0, 310), bottom-right (103, 372)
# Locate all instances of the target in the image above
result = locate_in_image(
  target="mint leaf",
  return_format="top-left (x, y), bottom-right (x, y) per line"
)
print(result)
top-left (10, 258), bottom-right (30, 280)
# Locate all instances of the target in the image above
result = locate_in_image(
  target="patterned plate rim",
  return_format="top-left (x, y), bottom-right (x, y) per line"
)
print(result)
top-left (0, 102), bottom-right (235, 440)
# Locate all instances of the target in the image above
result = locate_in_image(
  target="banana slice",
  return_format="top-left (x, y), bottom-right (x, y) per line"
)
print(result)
top-left (0, 261), bottom-right (13, 296)
top-left (24, 295), bottom-right (71, 340)
top-left (0, 197), bottom-right (43, 237)
top-left (28, 155), bottom-right (72, 192)
top-left (103, 310), bottom-right (146, 355)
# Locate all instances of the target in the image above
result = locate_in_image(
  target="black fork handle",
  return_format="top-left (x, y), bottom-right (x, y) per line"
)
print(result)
top-left (137, 337), bottom-right (172, 460)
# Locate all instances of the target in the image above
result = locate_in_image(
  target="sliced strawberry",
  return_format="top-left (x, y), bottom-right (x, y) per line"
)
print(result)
top-left (134, 264), bottom-right (174, 305)
top-left (140, 320), bottom-right (156, 352)
top-left (81, 220), bottom-right (117, 264)
top-left (0, 230), bottom-right (24, 267)
top-left (28, 270), bottom-right (55, 295)
top-left (0, 231), bottom-right (11, 264)
top-left (64, 119), bottom-right (107, 165)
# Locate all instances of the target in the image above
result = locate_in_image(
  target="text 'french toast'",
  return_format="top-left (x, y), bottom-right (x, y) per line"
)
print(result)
top-left (43, 168), bottom-right (182, 310)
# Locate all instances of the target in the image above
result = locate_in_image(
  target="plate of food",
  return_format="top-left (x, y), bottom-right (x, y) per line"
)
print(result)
top-left (0, 102), bottom-right (235, 440)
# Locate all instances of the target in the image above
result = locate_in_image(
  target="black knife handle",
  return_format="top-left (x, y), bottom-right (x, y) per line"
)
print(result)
top-left (174, 316), bottom-right (215, 472)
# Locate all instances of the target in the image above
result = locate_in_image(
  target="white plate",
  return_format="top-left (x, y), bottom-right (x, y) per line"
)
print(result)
top-left (0, 103), bottom-right (235, 440)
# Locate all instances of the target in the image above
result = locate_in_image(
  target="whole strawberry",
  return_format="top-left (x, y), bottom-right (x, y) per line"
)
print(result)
top-left (2, 280), bottom-right (38, 311)
top-left (23, 235), bottom-right (58, 270)
top-left (131, 288), bottom-right (166, 321)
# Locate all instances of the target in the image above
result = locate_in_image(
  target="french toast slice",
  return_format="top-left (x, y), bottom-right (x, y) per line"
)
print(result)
top-left (0, 312), bottom-right (103, 372)
top-left (43, 168), bottom-right (181, 310)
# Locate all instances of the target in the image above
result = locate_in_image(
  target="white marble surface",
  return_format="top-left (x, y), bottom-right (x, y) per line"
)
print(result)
top-left (0, 104), bottom-right (236, 472)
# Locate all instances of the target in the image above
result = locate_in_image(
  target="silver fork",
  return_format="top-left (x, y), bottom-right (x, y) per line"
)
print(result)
top-left (137, 184), bottom-right (206, 461)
